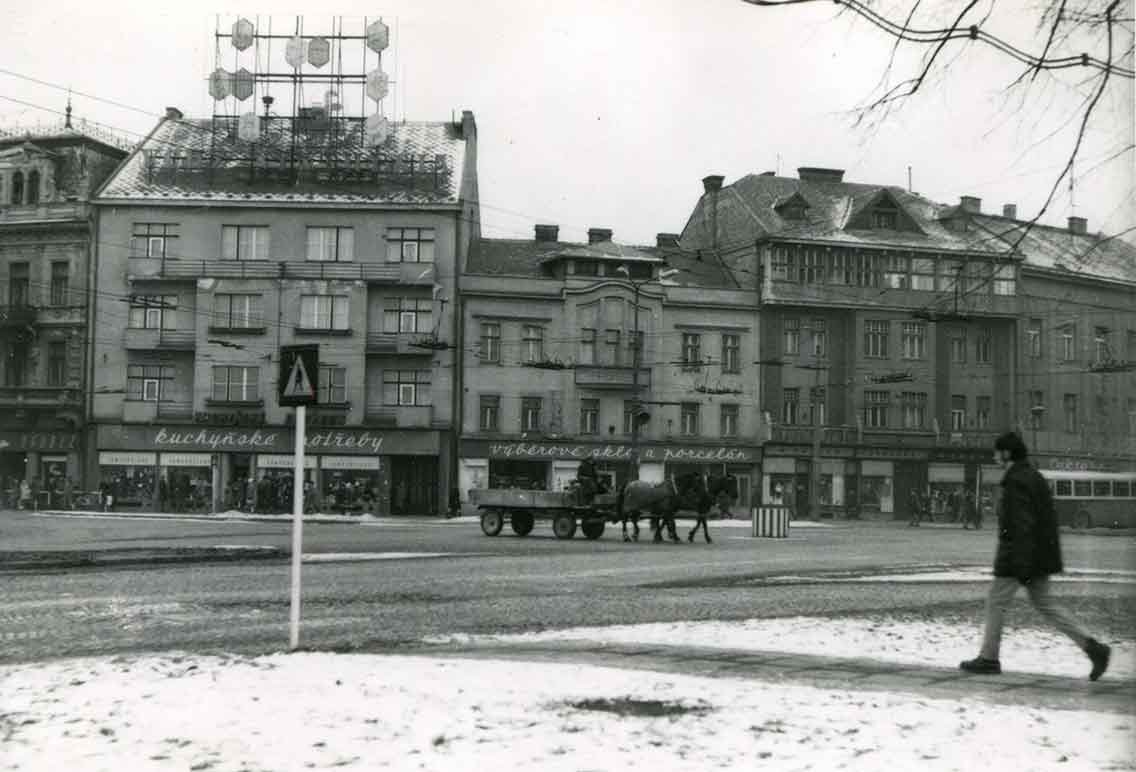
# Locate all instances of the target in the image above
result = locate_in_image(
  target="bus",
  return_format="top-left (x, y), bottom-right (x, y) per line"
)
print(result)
top-left (1042, 470), bottom-right (1136, 529)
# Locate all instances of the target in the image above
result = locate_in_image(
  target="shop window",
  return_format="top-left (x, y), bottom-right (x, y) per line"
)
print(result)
top-left (319, 366), bottom-right (347, 404)
top-left (385, 227), bottom-right (435, 263)
top-left (720, 403), bottom-right (739, 438)
top-left (212, 294), bottom-right (263, 330)
top-left (721, 333), bottom-right (740, 373)
top-left (49, 262), bottom-right (69, 306)
top-left (127, 364), bottom-right (174, 401)
top-left (128, 295), bottom-right (177, 329)
top-left (680, 403), bottom-right (700, 436)
top-left (480, 322), bottom-right (501, 364)
top-left (901, 322), bottom-right (925, 360)
top-left (783, 318), bottom-right (800, 356)
top-left (306, 226), bottom-right (354, 262)
top-left (130, 223), bottom-right (178, 258)
top-left (522, 325), bottom-right (544, 363)
top-left (681, 333), bottom-right (701, 370)
top-left (864, 390), bottom-right (890, 428)
top-left (580, 399), bottom-right (599, 435)
top-left (8, 262), bottom-right (30, 307)
top-left (211, 366), bottom-right (259, 403)
top-left (864, 320), bottom-right (888, 359)
top-left (384, 298), bottom-right (432, 334)
top-left (479, 395), bottom-right (500, 432)
top-left (221, 225), bottom-right (270, 261)
top-left (521, 397), bottom-right (543, 432)
top-left (299, 295), bottom-right (349, 331)
top-left (383, 370), bottom-right (431, 406)
top-left (47, 342), bottom-right (67, 386)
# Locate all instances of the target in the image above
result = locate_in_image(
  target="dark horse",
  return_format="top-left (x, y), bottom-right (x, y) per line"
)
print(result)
top-left (687, 473), bottom-right (739, 543)
top-left (616, 472), bottom-right (707, 543)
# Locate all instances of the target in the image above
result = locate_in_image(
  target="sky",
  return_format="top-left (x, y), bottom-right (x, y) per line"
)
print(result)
top-left (3, 0), bottom-right (1133, 245)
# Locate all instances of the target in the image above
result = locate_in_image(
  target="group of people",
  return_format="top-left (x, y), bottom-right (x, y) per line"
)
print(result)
top-left (3, 475), bottom-right (76, 511)
top-left (908, 487), bottom-right (986, 528)
top-left (223, 474), bottom-right (380, 516)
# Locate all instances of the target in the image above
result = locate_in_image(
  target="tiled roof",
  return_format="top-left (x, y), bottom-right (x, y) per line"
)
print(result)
top-left (970, 214), bottom-right (1136, 284)
top-left (467, 237), bottom-right (739, 289)
top-left (97, 116), bottom-right (467, 205)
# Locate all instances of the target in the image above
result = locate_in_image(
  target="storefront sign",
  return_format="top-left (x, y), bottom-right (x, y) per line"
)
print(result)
top-left (1038, 457), bottom-right (1131, 473)
top-left (160, 453), bottom-right (213, 468)
top-left (99, 425), bottom-right (438, 456)
top-left (100, 451), bottom-right (157, 466)
top-left (464, 439), bottom-right (758, 464)
top-left (257, 454), bottom-right (317, 469)
top-left (321, 456), bottom-right (381, 471)
top-left (0, 431), bottom-right (78, 452)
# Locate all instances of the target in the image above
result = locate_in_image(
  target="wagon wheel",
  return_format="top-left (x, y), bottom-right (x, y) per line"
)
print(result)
top-left (1074, 509), bottom-right (1092, 530)
top-left (480, 510), bottom-right (504, 537)
top-left (552, 512), bottom-right (577, 540)
top-left (580, 519), bottom-right (605, 540)
top-left (510, 511), bottom-right (534, 536)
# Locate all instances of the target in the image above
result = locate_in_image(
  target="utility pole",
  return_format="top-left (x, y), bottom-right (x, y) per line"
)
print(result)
top-left (630, 280), bottom-right (641, 482)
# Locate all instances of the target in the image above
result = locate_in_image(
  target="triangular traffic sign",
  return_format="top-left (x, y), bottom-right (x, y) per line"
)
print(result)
top-left (283, 354), bottom-right (315, 399)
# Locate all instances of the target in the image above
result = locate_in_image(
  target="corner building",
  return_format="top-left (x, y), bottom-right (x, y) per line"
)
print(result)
top-left (90, 108), bottom-right (479, 514)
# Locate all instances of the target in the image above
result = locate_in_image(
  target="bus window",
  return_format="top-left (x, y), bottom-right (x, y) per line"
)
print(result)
top-left (1115, 480), bottom-right (1132, 498)
top-left (1093, 481), bottom-right (1112, 497)
top-left (1073, 480), bottom-right (1091, 497)
top-left (1056, 480), bottom-right (1072, 497)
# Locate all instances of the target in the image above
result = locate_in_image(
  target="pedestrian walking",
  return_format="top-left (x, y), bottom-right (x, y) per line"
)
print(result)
top-left (18, 478), bottom-right (31, 510)
top-left (960, 432), bottom-right (1111, 680)
top-left (907, 488), bottom-right (923, 527)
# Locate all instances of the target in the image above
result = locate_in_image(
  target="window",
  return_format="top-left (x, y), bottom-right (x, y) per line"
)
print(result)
top-left (212, 294), bottom-right (263, 330)
top-left (479, 395), bottom-right (500, 432)
top-left (306, 226), bottom-right (354, 262)
top-left (385, 227), bottom-right (436, 263)
top-left (581, 399), bottom-right (600, 435)
top-left (827, 252), bottom-right (847, 285)
top-left (1094, 326), bottom-right (1110, 363)
top-left (383, 370), bottom-right (432, 407)
top-left (937, 259), bottom-right (962, 292)
top-left (900, 322), bottom-right (926, 360)
top-left (845, 253), bottom-right (881, 287)
top-left (1093, 480), bottom-right (1112, 497)
top-left (993, 264), bottom-right (1016, 295)
top-left (721, 334), bottom-right (740, 373)
top-left (47, 341), bottom-right (67, 386)
top-left (8, 262), bottom-right (29, 307)
top-left (872, 208), bottom-right (898, 230)
top-left (810, 320), bottom-right (827, 358)
top-left (783, 318), bottom-right (800, 356)
top-left (49, 262), bottom-right (69, 306)
top-left (1030, 391), bottom-right (1046, 430)
top-left (211, 366), bottom-right (259, 402)
top-left (864, 390), bottom-right (889, 428)
top-left (975, 328), bottom-right (992, 364)
top-left (771, 247), bottom-right (789, 281)
top-left (130, 223), bottom-right (178, 258)
top-left (720, 404), bottom-right (739, 438)
top-left (128, 295), bottom-right (177, 329)
top-left (949, 329), bottom-right (967, 364)
top-left (951, 395), bottom-right (966, 430)
top-left (864, 320), bottom-right (889, 359)
top-left (964, 261), bottom-right (988, 294)
top-left (809, 386), bottom-right (826, 426)
top-left (10, 171), bottom-right (22, 205)
top-left (623, 401), bottom-right (637, 435)
top-left (1129, 398), bottom-right (1136, 435)
top-left (605, 329), bottom-right (622, 366)
top-left (579, 328), bottom-right (595, 366)
top-left (383, 298), bottom-right (432, 334)
top-left (1060, 325), bottom-right (1076, 362)
top-left (521, 397), bottom-right (542, 432)
top-left (680, 332), bottom-right (701, 370)
top-left (901, 392), bottom-right (927, 429)
top-left (221, 225), bottom-right (270, 261)
top-left (801, 249), bottom-right (824, 283)
top-left (1074, 480), bottom-right (1091, 497)
top-left (883, 255), bottom-right (909, 288)
top-left (299, 295), bottom-right (349, 330)
top-left (4, 341), bottom-right (29, 386)
top-left (911, 257), bottom-right (935, 290)
top-left (1027, 319), bottom-right (1042, 358)
top-left (25, 170), bottom-right (39, 205)
top-left (127, 364), bottom-right (174, 401)
top-left (976, 396), bottom-right (991, 428)
top-left (782, 388), bottom-right (800, 425)
top-left (1063, 393), bottom-right (1078, 433)
top-left (1128, 331), bottom-right (1136, 361)
top-left (628, 330), bottom-right (643, 364)
top-left (1114, 480), bottom-right (1132, 498)
top-left (680, 402), bottom-right (700, 436)
top-left (520, 325), bottom-right (544, 363)
top-left (574, 260), bottom-right (599, 277)
top-left (319, 366), bottom-right (347, 404)
top-left (1055, 480), bottom-right (1072, 497)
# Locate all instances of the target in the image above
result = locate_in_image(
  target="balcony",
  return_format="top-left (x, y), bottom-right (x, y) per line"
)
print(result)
top-left (768, 424), bottom-right (998, 450)
top-left (364, 405), bottom-right (435, 428)
top-left (0, 386), bottom-right (82, 408)
top-left (36, 305), bottom-right (85, 326)
top-left (128, 259), bottom-right (419, 284)
top-left (123, 328), bottom-right (197, 350)
top-left (0, 203), bottom-right (85, 224)
top-left (574, 365), bottom-right (651, 390)
top-left (0, 305), bottom-right (37, 328)
top-left (365, 331), bottom-right (436, 356)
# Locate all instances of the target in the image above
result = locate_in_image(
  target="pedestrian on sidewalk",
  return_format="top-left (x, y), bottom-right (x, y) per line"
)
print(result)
top-left (960, 432), bottom-right (1111, 681)
top-left (907, 488), bottom-right (923, 527)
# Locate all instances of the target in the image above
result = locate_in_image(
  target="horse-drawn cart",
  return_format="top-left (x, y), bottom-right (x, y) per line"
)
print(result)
top-left (468, 487), bottom-right (619, 540)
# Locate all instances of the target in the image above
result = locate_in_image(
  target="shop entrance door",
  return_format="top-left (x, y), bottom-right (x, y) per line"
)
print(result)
top-left (390, 456), bottom-right (438, 515)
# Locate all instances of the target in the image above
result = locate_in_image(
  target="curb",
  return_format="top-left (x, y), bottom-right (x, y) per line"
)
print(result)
top-left (0, 546), bottom-right (287, 571)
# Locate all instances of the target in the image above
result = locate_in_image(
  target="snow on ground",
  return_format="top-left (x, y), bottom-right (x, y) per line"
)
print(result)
top-left (2, 652), bottom-right (1132, 772)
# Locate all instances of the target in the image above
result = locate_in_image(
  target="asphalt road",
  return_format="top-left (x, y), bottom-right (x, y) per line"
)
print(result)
top-left (2, 511), bottom-right (1134, 666)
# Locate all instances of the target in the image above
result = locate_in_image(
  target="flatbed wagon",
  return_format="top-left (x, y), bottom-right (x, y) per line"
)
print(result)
top-left (467, 487), bottom-right (620, 540)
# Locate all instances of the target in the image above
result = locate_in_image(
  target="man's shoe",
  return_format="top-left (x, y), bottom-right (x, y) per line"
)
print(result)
top-left (959, 657), bottom-right (1002, 675)
top-left (1087, 639), bottom-right (1111, 681)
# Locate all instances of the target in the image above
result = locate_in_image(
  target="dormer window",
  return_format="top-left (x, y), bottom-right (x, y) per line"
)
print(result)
top-left (872, 208), bottom-right (898, 229)
top-left (774, 192), bottom-right (811, 222)
top-left (781, 204), bottom-right (807, 221)
top-left (575, 260), bottom-right (599, 276)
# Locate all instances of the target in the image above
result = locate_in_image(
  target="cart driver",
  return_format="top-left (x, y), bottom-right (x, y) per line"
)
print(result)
top-left (576, 452), bottom-right (601, 503)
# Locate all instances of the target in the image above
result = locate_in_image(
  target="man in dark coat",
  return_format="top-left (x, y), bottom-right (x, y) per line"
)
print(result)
top-left (961, 432), bottom-right (1111, 680)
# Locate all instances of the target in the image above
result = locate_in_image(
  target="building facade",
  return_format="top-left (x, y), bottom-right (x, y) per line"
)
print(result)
top-left (458, 225), bottom-right (761, 510)
top-left (680, 169), bottom-right (1136, 520)
top-left (89, 108), bottom-right (479, 514)
top-left (0, 118), bottom-right (130, 505)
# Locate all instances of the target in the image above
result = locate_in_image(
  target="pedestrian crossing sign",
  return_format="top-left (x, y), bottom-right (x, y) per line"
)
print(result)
top-left (278, 345), bottom-right (319, 406)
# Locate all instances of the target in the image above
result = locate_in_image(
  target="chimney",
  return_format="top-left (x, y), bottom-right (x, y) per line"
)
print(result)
top-left (461, 109), bottom-right (477, 140)
top-left (797, 167), bottom-right (845, 183)
top-left (165, 107), bottom-right (184, 120)
top-left (1002, 204), bottom-right (1017, 219)
top-left (656, 233), bottom-right (680, 248)
top-left (587, 227), bottom-right (613, 244)
top-left (534, 224), bottom-right (559, 243)
top-left (959, 196), bottom-right (982, 214)
top-left (1068, 216), bottom-right (1087, 235)
top-left (702, 175), bottom-right (724, 193)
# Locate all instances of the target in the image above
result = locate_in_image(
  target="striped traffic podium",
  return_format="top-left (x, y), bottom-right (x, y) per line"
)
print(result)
top-left (752, 506), bottom-right (791, 538)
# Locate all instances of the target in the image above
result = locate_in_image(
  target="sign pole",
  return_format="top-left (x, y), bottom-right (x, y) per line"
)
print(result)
top-left (290, 404), bottom-right (306, 650)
